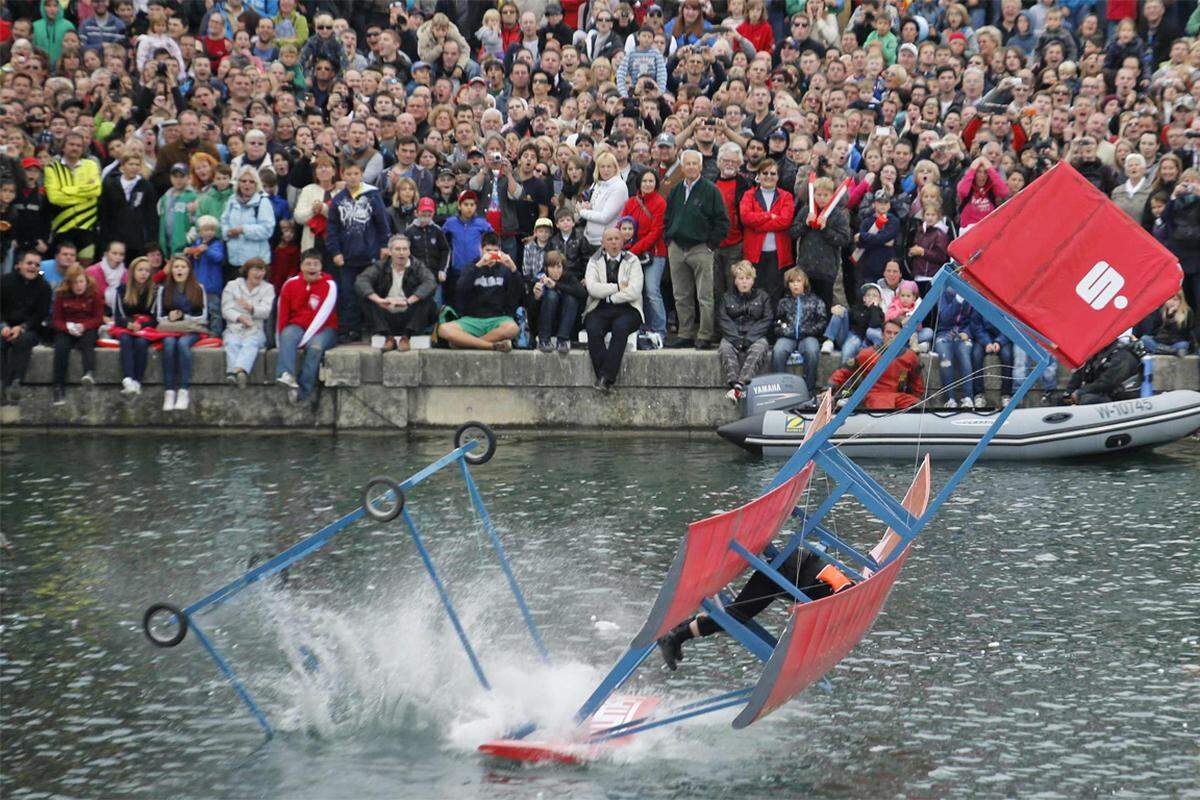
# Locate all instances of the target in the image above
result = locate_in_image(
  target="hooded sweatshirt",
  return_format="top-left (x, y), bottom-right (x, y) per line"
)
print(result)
top-left (326, 183), bottom-right (391, 266)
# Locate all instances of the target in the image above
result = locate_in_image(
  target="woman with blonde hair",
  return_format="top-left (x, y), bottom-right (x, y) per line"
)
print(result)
top-left (576, 151), bottom-right (629, 252)
top-left (1140, 290), bottom-right (1195, 356)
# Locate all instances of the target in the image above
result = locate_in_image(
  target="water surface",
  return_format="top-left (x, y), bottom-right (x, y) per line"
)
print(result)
top-left (2, 433), bottom-right (1198, 799)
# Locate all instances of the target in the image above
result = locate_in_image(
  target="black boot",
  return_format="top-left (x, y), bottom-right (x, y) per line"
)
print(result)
top-left (657, 622), bottom-right (694, 671)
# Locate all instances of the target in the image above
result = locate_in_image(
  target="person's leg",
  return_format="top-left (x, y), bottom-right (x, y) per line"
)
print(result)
top-left (713, 242), bottom-right (742, 309)
top-left (363, 300), bottom-right (391, 337)
top-left (235, 330), bottom-right (266, 373)
top-left (160, 336), bottom-right (179, 390)
top-left (78, 329), bottom-right (97, 376)
top-left (690, 245), bottom-right (716, 343)
top-left (739, 338), bottom-right (771, 384)
top-left (52, 331), bottom-right (72, 388)
top-left (999, 342), bottom-right (1014, 397)
top-left (177, 333), bottom-right (197, 389)
top-left (718, 339), bottom-right (741, 385)
top-left (276, 324), bottom-right (302, 378)
top-left (600, 306), bottom-right (643, 384)
top-left (133, 336), bottom-right (149, 381)
top-left (755, 251), bottom-right (781, 299)
top-left (823, 312), bottom-right (848, 347)
top-left (555, 294), bottom-right (580, 342)
top-left (809, 274), bottom-right (835, 311)
top-left (223, 337), bottom-right (242, 375)
top-left (583, 307), bottom-right (609, 379)
top-left (537, 288), bottom-right (561, 345)
top-left (479, 319), bottom-right (519, 343)
top-left (207, 292), bottom-right (224, 337)
top-left (800, 335), bottom-right (821, 391)
top-left (771, 336), bottom-right (798, 372)
top-left (865, 327), bottom-right (883, 346)
top-left (953, 338), bottom-right (973, 400)
top-left (437, 320), bottom-right (496, 350)
top-left (337, 262), bottom-right (364, 337)
top-left (971, 340), bottom-right (987, 401)
top-left (1012, 346), bottom-right (1030, 386)
top-left (841, 332), bottom-right (864, 364)
top-left (933, 334), bottom-right (955, 401)
top-left (297, 327), bottom-right (336, 400)
top-left (119, 334), bottom-right (136, 379)
top-left (1168, 340), bottom-right (1191, 356)
top-left (668, 242), bottom-right (697, 342)
top-left (404, 299), bottom-right (436, 335)
top-left (642, 255), bottom-right (667, 335)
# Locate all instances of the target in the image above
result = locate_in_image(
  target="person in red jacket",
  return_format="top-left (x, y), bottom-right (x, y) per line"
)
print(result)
top-left (620, 170), bottom-right (668, 336)
top-left (276, 249), bottom-right (338, 407)
top-left (713, 142), bottom-right (754, 305)
top-left (739, 160), bottom-right (795, 299)
top-left (50, 265), bottom-right (104, 406)
top-left (827, 318), bottom-right (925, 410)
top-left (736, 0), bottom-right (774, 54)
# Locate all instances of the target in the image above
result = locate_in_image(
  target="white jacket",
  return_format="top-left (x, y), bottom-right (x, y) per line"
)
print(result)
top-left (584, 248), bottom-right (644, 322)
top-left (578, 175), bottom-right (629, 246)
top-left (221, 277), bottom-right (275, 340)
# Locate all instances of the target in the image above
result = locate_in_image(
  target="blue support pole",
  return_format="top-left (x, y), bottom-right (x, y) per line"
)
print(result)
top-left (574, 644), bottom-right (657, 724)
top-left (802, 524), bottom-right (878, 572)
top-left (699, 599), bottom-right (775, 662)
top-left (798, 540), bottom-right (867, 583)
top-left (402, 507), bottom-right (491, 691)
top-left (728, 542), bottom-right (813, 604)
top-left (188, 619), bottom-right (274, 737)
top-left (458, 459), bottom-right (551, 663)
top-left (772, 482), bottom-right (849, 566)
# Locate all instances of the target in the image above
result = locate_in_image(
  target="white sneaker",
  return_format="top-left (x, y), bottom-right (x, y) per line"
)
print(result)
top-left (80, 372), bottom-right (95, 386)
top-left (121, 377), bottom-right (137, 395)
top-left (163, 390), bottom-right (176, 411)
top-left (973, 394), bottom-right (986, 408)
top-left (1001, 394), bottom-right (1012, 406)
top-left (943, 397), bottom-right (958, 409)
top-left (174, 389), bottom-right (190, 410)
top-left (725, 388), bottom-right (738, 403)
top-left (276, 371), bottom-right (299, 389)
top-left (820, 339), bottom-right (834, 354)
top-left (132, 380), bottom-right (142, 395)
top-left (960, 396), bottom-right (975, 409)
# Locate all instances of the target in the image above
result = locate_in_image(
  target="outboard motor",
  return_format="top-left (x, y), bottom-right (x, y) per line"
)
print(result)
top-left (744, 373), bottom-right (812, 415)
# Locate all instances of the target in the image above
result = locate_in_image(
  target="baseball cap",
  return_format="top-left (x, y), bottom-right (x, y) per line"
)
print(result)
top-left (437, 167), bottom-right (455, 179)
top-left (644, 3), bottom-right (662, 13)
top-left (417, 197), bottom-right (436, 213)
top-left (469, 75), bottom-right (486, 85)
top-left (655, 133), bottom-right (676, 147)
top-left (412, 60), bottom-right (431, 70)
top-left (873, 190), bottom-right (893, 203)
top-left (534, 217), bottom-right (554, 229)
top-left (22, 157), bottom-right (41, 170)
top-left (768, 129), bottom-right (788, 140)
top-left (170, 163), bottom-right (189, 175)
top-left (899, 42), bottom-right (918, 57)
top-left (457, 189), bottom-right (478, 203)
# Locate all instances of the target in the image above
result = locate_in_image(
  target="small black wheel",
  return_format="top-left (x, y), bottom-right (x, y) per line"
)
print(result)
top-left (143, 603), bottom-right (188, 648)
top-left (454, 421), bottom-right (497, 464)
top-left (362, 477), bottom-right (405, 521)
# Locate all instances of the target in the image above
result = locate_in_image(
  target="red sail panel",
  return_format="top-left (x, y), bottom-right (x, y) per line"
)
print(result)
top-left (629, 395), bottom-right (834, 649)
top-left (732, 458), bottom-right (931, 728)
top-left (948, 162), bottom-right (1182, 368)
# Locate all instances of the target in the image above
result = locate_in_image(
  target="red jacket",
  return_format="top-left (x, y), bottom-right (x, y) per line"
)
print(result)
top-left (829, 346), bottom-right (924, 410)
top-left (52, 288), bottom-right (104, 332)
top-left (621, 191), bottom-right (667, 258)
top-left (277, 273), bottom-right (338, 336)
top-left (739, 187), bottom-right (795, 268)
top-left (715, 175), bottom-right (751, 248)
top-left (736, 21), bottom-right (774, 54)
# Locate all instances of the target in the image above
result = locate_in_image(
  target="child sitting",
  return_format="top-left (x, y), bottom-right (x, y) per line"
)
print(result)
top-left (532, 251), bottom-right (585, 354)
top-left (771, 267), bottom-right (828, 392)
top-left (821, 282), bottom-right (885, 365)
top-left (933, 285), bottom-right (979, 408)
top-left (718, 260), bottom-right (774, 401)
top-left (886, 279), bottom-right (932, 349)
top-left (549, 208), bottom-right (585, 279)
top-left (442, 190), bottom-right (494, 312)
top-left (1139, 290), bottom-right (1195, 356)
top-left (183, 215), bottom-right (227, 336)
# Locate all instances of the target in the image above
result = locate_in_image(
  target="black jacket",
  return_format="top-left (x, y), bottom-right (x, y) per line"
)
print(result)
top-left (0, 270), bottom-right (52, 330)
top-left (13, 186), bottom-right (51, 253)
top-left (718, 288), bottom-right (774, 349)
top-left (113, 282), bottom-right (156, 326)
top-left (848, 302), bottom-right (886, 337)
top-left (1066, 342), bottom-right (1142, 401)
top-left (455, 261), bottom-right (524, 319)
top-left (549, 230), bottom-right (586, 279)
top-left (355, 258), bottom-right (437, 302)
top-left (98, 172), bottom-right (158, 253)
top-left (790, 203), bottom-right (852, 281)
top-left (404, 222), bottom-right (450, 274)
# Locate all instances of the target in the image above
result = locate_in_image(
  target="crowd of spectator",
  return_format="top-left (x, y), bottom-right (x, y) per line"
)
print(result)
top-left (0, 0), bottom-right (1198, 412)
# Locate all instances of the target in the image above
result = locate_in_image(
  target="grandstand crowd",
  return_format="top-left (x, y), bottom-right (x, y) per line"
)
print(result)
top-left (0, 0), bottom-right (1197, 411)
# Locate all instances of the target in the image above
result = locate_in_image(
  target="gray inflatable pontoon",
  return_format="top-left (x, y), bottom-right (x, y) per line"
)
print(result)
top-left (719, 383), bottom-right (1200, 460)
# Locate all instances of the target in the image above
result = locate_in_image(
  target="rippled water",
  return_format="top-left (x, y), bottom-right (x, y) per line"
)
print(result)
top-left (2, 433), bottom-right (1198, 799)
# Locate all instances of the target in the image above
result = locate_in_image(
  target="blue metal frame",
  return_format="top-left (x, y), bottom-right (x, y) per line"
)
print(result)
top-left (162, 440), bottom-right (550, 737)
top-left (569, 265), bottom-right (1057, 734)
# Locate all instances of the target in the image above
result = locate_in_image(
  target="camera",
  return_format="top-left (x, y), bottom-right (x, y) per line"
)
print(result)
top-left (490, 151), bottom-right (503, 164)
top-left (156, 62), bottom-right (168, 77)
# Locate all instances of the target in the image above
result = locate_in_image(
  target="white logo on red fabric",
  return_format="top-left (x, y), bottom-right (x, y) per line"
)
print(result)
top-left (309, 295), bottom-right (320, 310)
top-left (1075, 261), bottom-right (1128, 310)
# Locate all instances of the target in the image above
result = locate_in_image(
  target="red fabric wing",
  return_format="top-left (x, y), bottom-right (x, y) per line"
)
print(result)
top-left (948, 162), bottom-right (1182, 368)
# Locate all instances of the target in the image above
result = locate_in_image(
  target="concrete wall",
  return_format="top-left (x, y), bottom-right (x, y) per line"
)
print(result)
top-left (2, 345), bottom-right (1197, 431)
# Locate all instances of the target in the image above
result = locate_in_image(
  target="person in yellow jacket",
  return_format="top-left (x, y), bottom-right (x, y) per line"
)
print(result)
top-left (44, 132), bottom-right (102, 260)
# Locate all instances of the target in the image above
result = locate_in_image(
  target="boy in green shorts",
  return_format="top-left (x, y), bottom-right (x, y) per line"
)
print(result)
top-left (437, 232), bottom-right (523, 351)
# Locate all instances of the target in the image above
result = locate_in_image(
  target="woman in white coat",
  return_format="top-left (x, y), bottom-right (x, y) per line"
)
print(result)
top-left (221, 258), bottom-right (275, 387)
top-left (583, 227), bottom-right (644, 392)
top-left (576, 151), bottom-right (629, 260)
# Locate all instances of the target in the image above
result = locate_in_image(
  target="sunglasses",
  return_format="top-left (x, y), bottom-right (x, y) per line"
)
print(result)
top-left (317, 24), bottom-right (332, 30)
top-left (533, 77), bottom-right (549, 83)
top-left (597, 16), bottom-right (612, 22)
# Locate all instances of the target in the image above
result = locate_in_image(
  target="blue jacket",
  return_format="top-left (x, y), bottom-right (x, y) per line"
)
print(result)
top-left (267, 192), bottom-right (291, 224)
top-left (935, 288), bottom-right (979, 336)
top-left (220, 190), bottom-right (275, 266)
top-left (191, 237), bottom-right (226, 296)
top-left (326, 184), bottom-right (390, 266)
top-left (971, 319), bottom-right (1010, 349)
top-left (857, 212), bottom-right (901, 282)
top-left (443, 214), bottom-right (496, 272)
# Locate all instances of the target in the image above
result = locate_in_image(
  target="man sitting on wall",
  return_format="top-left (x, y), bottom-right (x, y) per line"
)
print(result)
top-left (436, 232), bottom-right (523, 351)
top-left (827, 318), bottom-right (925, 409)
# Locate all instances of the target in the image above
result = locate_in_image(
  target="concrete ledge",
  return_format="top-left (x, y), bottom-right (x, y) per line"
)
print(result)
top-left (4, 345), bottom-right (1196, 430)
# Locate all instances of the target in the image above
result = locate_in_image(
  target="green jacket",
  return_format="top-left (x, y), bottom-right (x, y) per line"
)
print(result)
top-left (196, 185), bottom-right (233, 228)
top-left (33, 0), bottom-right (76, 64)
top-left (158, 186), bottom-right (198, 256)
top-left (663, 177), bottom-right (730, 250)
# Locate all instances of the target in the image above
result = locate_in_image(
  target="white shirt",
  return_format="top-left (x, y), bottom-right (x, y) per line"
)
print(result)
top-left (683, 177), bottom-right (699, 204)
top-left (120, 175), bottom-right (139, 202)
top-left (760, 189), bottom-right (777, 252)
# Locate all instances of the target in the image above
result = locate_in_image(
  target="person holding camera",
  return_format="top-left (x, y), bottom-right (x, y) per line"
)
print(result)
top-left (437, 233), bottom-right (523, 352)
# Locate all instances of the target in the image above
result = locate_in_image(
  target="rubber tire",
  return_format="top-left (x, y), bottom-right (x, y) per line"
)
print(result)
top-left (362, 477), bottom-right (405, 522)
top-left (143, 603), bottom-right (188, 648)
top-left (454, 421), bottom-right (497, 464)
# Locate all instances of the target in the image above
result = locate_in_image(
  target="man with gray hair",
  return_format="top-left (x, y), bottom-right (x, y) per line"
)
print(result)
top-left (355, 231), bottom-right (438, 351)
top-left (663, 150), bottom-right (731, 349)
top-left (712, 141), bottom-right (753, 305)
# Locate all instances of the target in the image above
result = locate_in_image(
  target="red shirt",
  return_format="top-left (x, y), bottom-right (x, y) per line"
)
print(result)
top-left (277, 273), bottom-right (338, 335)
top-left (52, 287), bottom-right (104, 332)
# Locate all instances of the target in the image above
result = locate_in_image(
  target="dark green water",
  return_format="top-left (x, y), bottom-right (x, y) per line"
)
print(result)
top-left (2, 433), bottom-right (1198, 799)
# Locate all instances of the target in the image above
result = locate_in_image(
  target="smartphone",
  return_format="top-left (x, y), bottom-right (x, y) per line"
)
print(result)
top-left (875, 126), bottom-right (890, 137)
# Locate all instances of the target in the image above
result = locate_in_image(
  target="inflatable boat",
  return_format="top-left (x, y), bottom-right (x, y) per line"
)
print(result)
top-left (718, 375), bottom-right (1200, 460)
